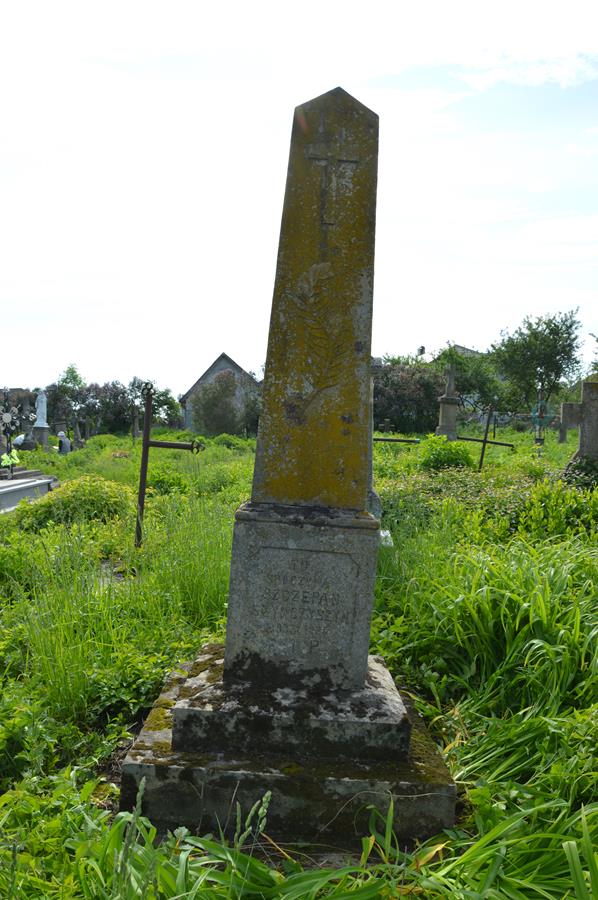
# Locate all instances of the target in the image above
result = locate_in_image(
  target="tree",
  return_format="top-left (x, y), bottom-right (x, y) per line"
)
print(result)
top-left (191, 370), bottom-right (241, 436)
top-left (240, 387), bottom-right (262, 435)
top-left (433, 347), bottom-right (506, 412)
top-left (46, 365), bottom-right (87, 433)
top-left (490, 310), bottom-right (582, 409)
top-left (373, 362), bottom-right (445, 433)
top-left (58, 364), bottom-right (85, 395)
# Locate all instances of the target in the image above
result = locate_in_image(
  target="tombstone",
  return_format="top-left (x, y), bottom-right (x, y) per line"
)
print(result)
top-left (20, 397), bottom-right (37, 450)
top-left (561, 380), bottom-right (598, 459)
top-left (120, 87), bottom-right (455, 845)
top-left (33, 390), bottom-right (50, 448)
top-left (435, 363), bottom-right (459, 440)
top-left (73, 419), bottom-right (85, 450)
top-left (34, 390), bottom-right (48, 427)
top-left (132, 406), bottom-right (141, 440)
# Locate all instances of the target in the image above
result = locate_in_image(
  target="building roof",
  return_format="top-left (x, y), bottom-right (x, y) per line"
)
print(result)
top-left (449, 344), bottom-right (484, 358)
top-left (179, 353), bottom-right (259, 405)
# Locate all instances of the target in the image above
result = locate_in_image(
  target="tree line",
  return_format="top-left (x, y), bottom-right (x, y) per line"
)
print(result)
top-left (15, 309), bottom-right (593, 440)
top-left (374, 310), bottom-right (587, 433)
top-left (22, 366), bottom-right (181, 438)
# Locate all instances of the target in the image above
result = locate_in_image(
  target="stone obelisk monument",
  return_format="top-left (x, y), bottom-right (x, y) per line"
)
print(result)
top-left (121, 88), bottom-right (455, 844)
top-left (224, 86), bottom-right (380, 693)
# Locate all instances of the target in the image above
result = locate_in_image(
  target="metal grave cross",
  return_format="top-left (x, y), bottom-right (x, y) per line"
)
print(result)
top-left (135, 383), bottom-right (204, 547)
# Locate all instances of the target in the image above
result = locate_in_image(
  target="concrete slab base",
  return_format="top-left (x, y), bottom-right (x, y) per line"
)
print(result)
top-left (120, 646), bottom-right (456, 846)
top-left (0, 476), bottom-right (54, 513)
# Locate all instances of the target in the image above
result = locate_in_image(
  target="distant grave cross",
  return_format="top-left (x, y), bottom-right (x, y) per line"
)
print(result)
top-left (445, 363), bottom-right (456, 396)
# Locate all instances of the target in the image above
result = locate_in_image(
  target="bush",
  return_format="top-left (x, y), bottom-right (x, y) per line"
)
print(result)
top-left (562, 454), bottom-right (598, 489)
top-left (0, 529), bottom-right (44, 602)
top-left (191, 370), bottom-right (241, 436)
top-left (374, 362), bottom-right (445, 433)
top-left (417, 435), bottom-right (475, 471)
top-left (212, 433), bottom-right (251, 452)
top-left (147, 465), bottom-right (190, 495)
top-left (150, 428), bottom-right (201, 444)
top-left (511, 479), bottom-right (598, 539)
top-left (14, 476), bottom-right (135, 532)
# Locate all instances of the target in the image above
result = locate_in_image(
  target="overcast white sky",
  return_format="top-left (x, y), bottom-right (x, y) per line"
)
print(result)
top-left (1, 1), bottom-right (597, 396)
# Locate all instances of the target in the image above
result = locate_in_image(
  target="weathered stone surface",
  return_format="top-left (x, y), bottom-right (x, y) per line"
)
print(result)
top-left (172, 644), bottom-right (411, 761)
top-left (251, 87), bottom-right (378, 511)
top-left (436, 364), bottom-right (459, 440)
top-left (121, 660), bottom-right (456, 846)
top-left (224, 504), bottom-right (379, 690)
top-left (119, 87), bottom-right (456, 844)
top-left (561, 380), bottom-right (598, 459)
top-left (32, 425), bottom-right (50, 448)
top-left (0, 476), bottom-right (53, 512)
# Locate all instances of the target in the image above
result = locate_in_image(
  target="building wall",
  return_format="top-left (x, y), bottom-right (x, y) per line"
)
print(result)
top-left (183, 361), bottom-right (258, 430)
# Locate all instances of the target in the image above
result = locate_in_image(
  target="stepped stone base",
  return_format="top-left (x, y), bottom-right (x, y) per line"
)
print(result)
top-left (120, 644), bottom-right (456, 846)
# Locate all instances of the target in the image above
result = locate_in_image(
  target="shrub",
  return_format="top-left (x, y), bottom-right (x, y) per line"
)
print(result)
top-left (191, 370), bottom-right (241, 435)
top-left (512, 479), bottom-right (598, 539)
top-left (14, 476), bottom-right (135, 532)
top-left (146, 465), bottom-right (189, 495)
top-left (0, 529), bottom-right (43, 602)
top-left (417, 435), bottom-right (475, 471)
top-left (212, 433), bottom-right (251, 452)
top-left (374, 362), bottom-right (445, 433)
top-left (562, 454), bottom-right (598, 489)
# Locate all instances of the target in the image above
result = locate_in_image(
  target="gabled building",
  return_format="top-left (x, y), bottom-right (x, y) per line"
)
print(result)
top-left (179, 353), bottom-right (260, 430)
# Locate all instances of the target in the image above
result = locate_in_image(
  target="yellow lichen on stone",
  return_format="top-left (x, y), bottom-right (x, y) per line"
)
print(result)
top-left (252, 88), bottom-right (378, 511)
top-left (144, 706), bottom-right (172, 732)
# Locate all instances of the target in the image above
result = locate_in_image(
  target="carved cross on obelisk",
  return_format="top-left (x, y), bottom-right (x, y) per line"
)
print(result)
top-left (304, 137), bottom-right (360, 255)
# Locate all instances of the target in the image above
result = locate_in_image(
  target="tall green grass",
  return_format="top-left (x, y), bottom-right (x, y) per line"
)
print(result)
top-left (0, 428), bottom-right (596, 896)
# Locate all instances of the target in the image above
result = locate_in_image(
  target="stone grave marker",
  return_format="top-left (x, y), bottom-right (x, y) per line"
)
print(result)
top-left (561, 379), bottom-right (598, 459)
top-left (436, 363), bottom-right (459, 440)
top-left (121, 87), bottom-right (455, 845)
top-left (33, 390), bottom-right (50, 447)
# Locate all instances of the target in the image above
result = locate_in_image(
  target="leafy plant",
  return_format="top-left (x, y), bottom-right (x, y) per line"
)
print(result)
top-left (417, 435), bottom-right (475, 471)
top-left (146, 464), bottom-right (189, 495)
top-left (0, 449), bottom-right (19, 468)
top-left (14, 475), bottom-right (134, 531)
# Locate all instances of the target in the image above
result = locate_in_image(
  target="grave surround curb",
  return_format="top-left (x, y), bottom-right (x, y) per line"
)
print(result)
top-left (121, 647), bottom-right (456, 845)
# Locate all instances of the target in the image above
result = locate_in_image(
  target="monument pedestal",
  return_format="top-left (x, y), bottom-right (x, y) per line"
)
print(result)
top-left (224, 503), bottom-right (380, 692)
top-left (435, 395), bottom-right (459, 441)
top-left (121, 644), bottom-right (456, 845)
top-left (33, 425), bottom-right (50, 448)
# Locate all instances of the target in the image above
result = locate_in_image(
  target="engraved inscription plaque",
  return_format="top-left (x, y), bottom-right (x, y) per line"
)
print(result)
top-left (224, 512), bottom-right (379, 689)
top-left (247, 547), bottom-right (358, 660)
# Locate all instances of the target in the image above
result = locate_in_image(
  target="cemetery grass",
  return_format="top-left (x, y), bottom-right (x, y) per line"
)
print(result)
top-left (0, 429), bottom-right (596, 897)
